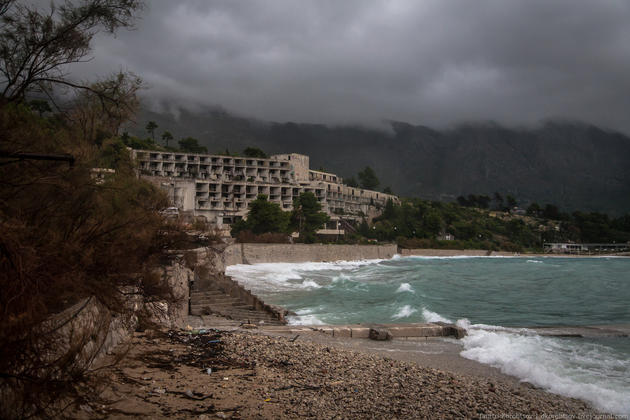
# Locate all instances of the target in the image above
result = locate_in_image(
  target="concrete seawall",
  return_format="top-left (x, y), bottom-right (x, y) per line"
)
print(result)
top-left (223, 243), bottom-right (398, 266)
top-left (400, 248), bottom-right (516, 257)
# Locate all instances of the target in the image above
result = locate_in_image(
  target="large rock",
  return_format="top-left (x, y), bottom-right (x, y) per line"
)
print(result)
top-left (435, 322), bottom-right (467, 339)
top-left (369, 328), bottom-right (392, 341)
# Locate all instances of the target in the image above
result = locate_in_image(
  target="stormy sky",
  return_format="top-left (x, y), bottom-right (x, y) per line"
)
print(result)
top-left (71, 0), bottom-right (630, 133)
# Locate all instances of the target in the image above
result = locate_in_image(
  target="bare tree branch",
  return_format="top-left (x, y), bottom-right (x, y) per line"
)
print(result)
top-left (0, 0), bottom-right (143, 103)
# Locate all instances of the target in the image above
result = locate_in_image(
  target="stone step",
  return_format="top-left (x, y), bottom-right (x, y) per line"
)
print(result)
top-left (190, 297), bottom-right (243, 305)
top-left (190, 291), bottom-right (226, 298)
top-left (212, 307), bottom-right (278, 318)
top-left (189, 308), bottom-right (283, 324)
top-left (190, 305), bottom-right (253, 313)
top-left (189, 286), bottom-right (286, 325)
top-left (223, 312), bottom-right (279, 322)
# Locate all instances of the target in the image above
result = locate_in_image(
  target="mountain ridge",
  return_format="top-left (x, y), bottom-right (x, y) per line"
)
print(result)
top-left (131, 106), bottom-right (630, 215)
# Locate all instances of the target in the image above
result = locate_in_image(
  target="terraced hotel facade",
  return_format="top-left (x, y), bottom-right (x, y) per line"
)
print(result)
top-left (133, 150), bottom-right (398, 230)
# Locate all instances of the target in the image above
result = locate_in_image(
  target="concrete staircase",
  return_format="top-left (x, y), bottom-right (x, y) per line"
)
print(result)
top-left (190, 288), bottom-right (284, 326)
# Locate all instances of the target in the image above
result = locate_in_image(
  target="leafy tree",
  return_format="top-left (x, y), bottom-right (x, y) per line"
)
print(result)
top-left (161, 130), bottom-right (173, 147)
top-left (358, 166), bottom-right (379, 190)
top-left (543, 204), bottom-right (560, 220)
top-left (383, 198), bottom-right (396, 220)
top-left (506, 195), bottom-right (517, 208)
top-left (0, 0), bottom-right (143, 103)
top-left (477, 195), bottom-right (491, 209)
top-left (527, 202), bottom-right (541, 217)
top-left (145, 121), bottom-right (157, 140)
top-left (358, 219), bottom-right (371, 237)
top-left (121, 134), bottom-right (156, 150)
top-left (345, 176), bottom-right (359, 188)
top-left (383, 186), bottom-right (393, 194)
top-left (178, 137), bottom-right (207, 153)
top-left (493, 192), bottom-right (504, 210)
top-left (423, 209), bottom-right (443, 236)
top-left (291, 192), bottom-right (329, 243)
top-left (242, 146), bottom-right (267, 158)
top-left (231, 194), bottom-right (289, 236)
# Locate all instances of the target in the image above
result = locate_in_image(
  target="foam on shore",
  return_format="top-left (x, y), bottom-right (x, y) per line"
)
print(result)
top-left (456, 318), bottom-right (630, 416)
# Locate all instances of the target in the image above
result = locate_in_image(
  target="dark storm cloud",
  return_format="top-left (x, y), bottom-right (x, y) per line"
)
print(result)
top-left (71, 0), bottom-right (630, 132)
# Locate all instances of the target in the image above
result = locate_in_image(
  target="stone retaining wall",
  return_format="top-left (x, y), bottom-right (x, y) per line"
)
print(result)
top-left (223, 243), bottom-right (398, 265)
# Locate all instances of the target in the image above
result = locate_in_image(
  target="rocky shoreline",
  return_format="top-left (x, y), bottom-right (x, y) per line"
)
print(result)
top-left (76, 328), bottom-right (603, 419)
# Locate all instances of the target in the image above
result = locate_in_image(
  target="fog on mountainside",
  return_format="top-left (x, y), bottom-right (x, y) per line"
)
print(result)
top-left (130, 107), bottom-right (630, 216)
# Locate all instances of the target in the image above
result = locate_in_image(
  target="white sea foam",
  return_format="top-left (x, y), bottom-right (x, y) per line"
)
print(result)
top-left (421, 308), bottom-right (453, 323)
top-left (287, 314), bottom-right (325, 325)
top-left (526, 259), bottom-right (543, 264)
top-left (459, 322), bottom-right (630, 416)
top-left (331, 273), bottom-right (353, 284)
top-left (393, 305), bottom-right (417, 319)
top-left (302, 280), bottom-right (322, 289)
top-left (417, 312), bottom-right (630, 415)
top-left (225, 259), bottom-right (384, 293)
top-left (396, 283), bottom-right (415, 293)
top-left (405, 255), bottom-right (518, 260)
top-left (295, 308), bottom-right (315, 315)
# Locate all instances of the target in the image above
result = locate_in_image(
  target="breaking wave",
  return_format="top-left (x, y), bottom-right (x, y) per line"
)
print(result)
top-left (225, 259), bottom-right (384, 293)
top-left (396, 282), bottom-right (415, 293)
top-left (392, 305), bottom-right (417, 319)
top-left (455, 318), bottom-right (630, 416)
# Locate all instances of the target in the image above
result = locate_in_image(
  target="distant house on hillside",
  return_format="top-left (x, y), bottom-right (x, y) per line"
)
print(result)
top-left (438, 233), bottom-right (455, 241)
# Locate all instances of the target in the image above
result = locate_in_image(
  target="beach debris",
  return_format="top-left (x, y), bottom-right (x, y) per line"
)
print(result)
top-left (369, 328), bottom-right (393, 341)
top-left (207, 368), bottom-right (212, 374)
top-left (153, 387), bottom-right (166, 394)
top-left (241, 323), bottom-right (258, 329)
top-left (180, 389), bottom-right (213, 401)
top-left (289, 334), bottom-right (300, 342)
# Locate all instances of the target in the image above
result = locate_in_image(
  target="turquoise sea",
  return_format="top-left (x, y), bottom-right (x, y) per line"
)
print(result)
top-left (226, 256), bottom-right (630, 415)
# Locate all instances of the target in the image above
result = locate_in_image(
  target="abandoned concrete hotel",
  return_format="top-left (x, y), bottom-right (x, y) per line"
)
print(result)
top-left (133, 150), bottom-right (399, 232)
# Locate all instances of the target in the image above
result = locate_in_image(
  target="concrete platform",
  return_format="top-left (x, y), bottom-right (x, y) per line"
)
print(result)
top-left (255, 322), bottom-right (466, 340)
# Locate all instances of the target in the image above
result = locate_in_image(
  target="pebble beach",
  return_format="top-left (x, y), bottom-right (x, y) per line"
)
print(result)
top-left (76, 328), bottom-right (606, 419)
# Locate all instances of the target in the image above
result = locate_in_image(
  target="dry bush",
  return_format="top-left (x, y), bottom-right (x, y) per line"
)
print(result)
top-left (0, 104), bottom-right (176, 418)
